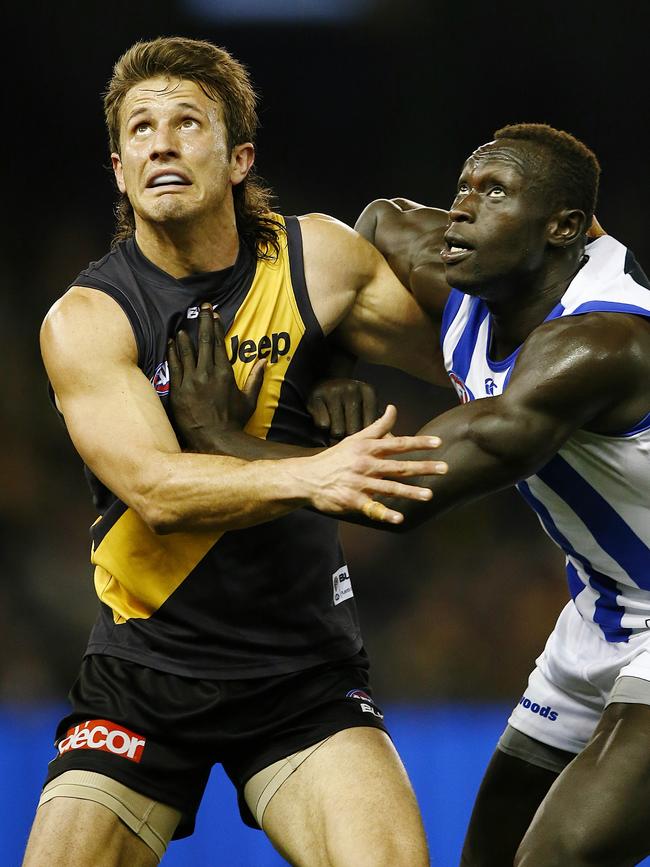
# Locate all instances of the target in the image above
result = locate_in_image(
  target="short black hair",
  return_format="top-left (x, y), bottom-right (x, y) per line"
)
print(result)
top-left (494, 123), bottom-right (600, 225)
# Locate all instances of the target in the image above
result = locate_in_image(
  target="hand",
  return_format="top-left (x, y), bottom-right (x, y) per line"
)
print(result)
top-left (286, 404), bottom-right (447, 524)
top-left (167, 303), bottom-right (266, 449)
top-left (587, 215), bottom-right (606, 239)
top-left (307, 378), bottom-right (379, 440)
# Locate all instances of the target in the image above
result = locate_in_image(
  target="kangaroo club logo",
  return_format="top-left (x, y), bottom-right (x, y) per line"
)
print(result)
top-left (152, 361), bottom-right (170, 396)
top-left (448, 371), bottom-right (471, 404)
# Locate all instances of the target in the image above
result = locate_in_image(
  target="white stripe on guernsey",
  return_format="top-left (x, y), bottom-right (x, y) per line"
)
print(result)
top-left (464, 316), bottom-right (493, 398)
top-left (562, 236), bottom-right (650, 313)
top-left (566, 555), bottom-right (602, 630)
top-left (558, 432), bottom-right (650, 554)
top-left (525, 474), bottom-right (636, 588)
top-left (566, 556), bottom-right (650, 636)
top-left (442, 294), bottom-right (473, 369)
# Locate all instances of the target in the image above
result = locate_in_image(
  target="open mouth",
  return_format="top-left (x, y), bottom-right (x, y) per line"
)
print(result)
top-left (146, 172), bottom-right (191, 189)
top-left (440, 235), bottom-right (474, 265)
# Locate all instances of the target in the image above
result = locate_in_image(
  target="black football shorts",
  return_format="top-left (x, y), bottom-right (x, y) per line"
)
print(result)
top-left (43, 650), bottom-right (388, 838)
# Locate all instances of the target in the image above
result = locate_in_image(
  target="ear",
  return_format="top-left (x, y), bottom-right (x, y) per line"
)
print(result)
top-left (547, 208), bottom-right (587, 248)
top-left (111, 152), bottom-right (126, 194)
top-left (230, 143), bottom-right (255, 187)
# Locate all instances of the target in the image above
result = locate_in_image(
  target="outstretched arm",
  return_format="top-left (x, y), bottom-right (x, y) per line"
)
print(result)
top-left (347, 312), bottom-right (650, 530)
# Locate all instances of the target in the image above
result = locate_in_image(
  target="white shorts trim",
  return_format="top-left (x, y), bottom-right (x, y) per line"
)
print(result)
top-left (508, 601), bottom-right (650, 754)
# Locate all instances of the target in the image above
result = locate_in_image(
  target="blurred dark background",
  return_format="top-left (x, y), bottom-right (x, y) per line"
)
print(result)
top-left (2, 0), bottom-right (649, 707)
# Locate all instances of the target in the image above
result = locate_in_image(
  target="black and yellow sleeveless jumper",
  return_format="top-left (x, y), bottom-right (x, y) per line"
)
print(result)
top-left (69, 215), bottom-right (361, 679)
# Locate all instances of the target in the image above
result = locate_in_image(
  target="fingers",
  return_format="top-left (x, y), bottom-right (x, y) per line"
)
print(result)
top-left (353, 404), bottom-right (397, 440)
top-left (243, 358), bottom-right (267, 410)
top-left (374, 457), bottom-right (447, 477)
top-left (360, 384), bottom-right (379, 430)
top-left (196, 303), bottom-right (214, 373)
top-left (373, 434), bottom-right (442, 455)
top-left (176, 329), bottom-right (196, 368)
top-left (327, 396), bottom-right (346, 440)
top-left (343, 390), bottom-right (362, 436)
top-left (211, 311), bottom-right (231, 368)
top-left (167, 338), bottom-right (182, 388)
top-left (308, 395), bottom-right (331, 432)
top-left (361, 500), bottom-right (401, 524)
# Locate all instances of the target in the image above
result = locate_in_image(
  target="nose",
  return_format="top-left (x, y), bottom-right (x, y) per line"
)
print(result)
top-left (148, 122), bottom-right (179, 161)
top-left (449, 190), bottom-right (476, 223)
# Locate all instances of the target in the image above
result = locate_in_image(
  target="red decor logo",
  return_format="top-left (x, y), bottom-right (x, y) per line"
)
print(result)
top-left (57, 719), bottom-right (146, 763)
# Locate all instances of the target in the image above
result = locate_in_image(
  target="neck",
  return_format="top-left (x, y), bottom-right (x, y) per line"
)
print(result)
top-left (488, 251), bottom-right (586, 360)
top-left (134, 210), bottom-right (240, 278)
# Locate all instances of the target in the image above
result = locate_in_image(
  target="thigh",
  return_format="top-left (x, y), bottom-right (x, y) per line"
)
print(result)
top-left (516, 702), bottom-right (650, 866)
top-left (23, 797), bottom-right (158, 867)
top-left (461, 729), bottom-right (573, 867)
top-left (262, 727), bottom-right (428, 867)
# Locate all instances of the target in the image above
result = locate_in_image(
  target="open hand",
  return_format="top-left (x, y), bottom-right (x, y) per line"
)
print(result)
top-left (287, 404), bottom-right (447, 524)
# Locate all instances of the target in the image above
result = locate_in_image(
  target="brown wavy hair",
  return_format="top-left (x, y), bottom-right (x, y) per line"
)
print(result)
top-left (104, 36), bottom-right (284, 258)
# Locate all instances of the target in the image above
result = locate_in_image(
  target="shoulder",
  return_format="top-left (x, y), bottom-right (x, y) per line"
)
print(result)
top-left (513, 312), bottom-right (650, 396)
top-left (41, 286), bottom-right (138, 369)
top-left (526, 311), bottom-right (650, 361)
top-left (298, 213), bottom-right (381, 278)
top-left (356, 198), bottom-right (448, 245)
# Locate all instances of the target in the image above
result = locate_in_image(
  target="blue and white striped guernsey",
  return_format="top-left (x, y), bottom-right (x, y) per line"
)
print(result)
top-left (440, 235), bottom-right (650, 643)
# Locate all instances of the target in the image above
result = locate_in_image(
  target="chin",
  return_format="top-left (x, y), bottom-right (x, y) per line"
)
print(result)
top-left (148, 199), bottom-right (200, 225)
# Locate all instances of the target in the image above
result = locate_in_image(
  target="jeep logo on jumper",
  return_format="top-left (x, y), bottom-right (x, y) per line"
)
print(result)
top-left (228, 332), bottom-right (291, 364)
top-left (518, 696), bottom-right (558, 721)
top-left (57, 719), bottom-right (146, 763)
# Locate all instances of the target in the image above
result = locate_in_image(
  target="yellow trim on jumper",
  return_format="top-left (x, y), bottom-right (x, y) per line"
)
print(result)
top-left (91, 214), bottom-right (310, 622)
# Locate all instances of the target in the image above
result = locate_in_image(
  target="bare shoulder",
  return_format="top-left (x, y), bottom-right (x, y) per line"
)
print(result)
top-left (41, 287), bottom-right (138, 391)
top-left (509, 311), bottom-right (650, 429)
top-left (298, 212), bottom-right (380, 276)
top-left (521, 311), bottom-right (650, 370)
top-left (356, 198), bottom-right (448, 249)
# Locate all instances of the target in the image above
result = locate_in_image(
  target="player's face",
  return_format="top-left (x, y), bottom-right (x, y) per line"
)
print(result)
top-left (111, 77), bottom-right (253, 229)
top-left (441, 143), bottom-right (550, 301)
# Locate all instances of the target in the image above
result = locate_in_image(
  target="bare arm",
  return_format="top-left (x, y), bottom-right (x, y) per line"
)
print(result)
top-left (346, 312), bottom-right (650, 530)
top-left (354, 198), bottom-right (452, 324)
top-left (299, 213), bottom-right (449, 385)
top-left (42, 288), bottom-right (445, 531)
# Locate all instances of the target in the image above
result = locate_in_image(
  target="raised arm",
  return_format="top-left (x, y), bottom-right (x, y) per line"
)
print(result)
top-left (360, 311), bottom-right (650, 529)
top-left (354, 198), bottom-right (452, 323)
top-left (42, 288), bottom-right (445, 531)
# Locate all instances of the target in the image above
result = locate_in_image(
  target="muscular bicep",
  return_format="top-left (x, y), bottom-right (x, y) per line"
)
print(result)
top-left (299, 215), bottom-right (447, 385)
top-left (334, 250), bottom-right (448, 384)
top-left (41, 288), bottom-right (180, 512)
top-left (374, 314), bottom-right (650, 528)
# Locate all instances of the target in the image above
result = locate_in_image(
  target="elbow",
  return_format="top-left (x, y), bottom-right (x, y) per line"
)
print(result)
top-left (136, 499), bottom-right (182, 535)
top-left (466, 409), bottom-right (544, 483)
top-left (130, 473), bottom-right (186, 535)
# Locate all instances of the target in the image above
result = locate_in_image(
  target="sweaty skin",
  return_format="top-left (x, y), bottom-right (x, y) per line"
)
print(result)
top-left (351, 143), bottom-right (650, 529)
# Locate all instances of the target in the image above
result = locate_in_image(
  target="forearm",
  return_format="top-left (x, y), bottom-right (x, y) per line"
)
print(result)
top-left (342, 399), bottom-right (563, 532)
top-left (184, 428), bottom-right (320, 461)
top-left (132, 450), bottom-right (314, 533)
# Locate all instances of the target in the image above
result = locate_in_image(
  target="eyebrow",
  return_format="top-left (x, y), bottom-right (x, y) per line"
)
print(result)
top-left (125, 100), bottom-right (206, 124)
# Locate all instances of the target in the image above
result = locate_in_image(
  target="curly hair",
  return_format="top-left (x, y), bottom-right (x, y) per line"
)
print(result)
top-left (494, 123), bottom-right (600, 225)
top-left (104, 36), bottom-right (283, 258)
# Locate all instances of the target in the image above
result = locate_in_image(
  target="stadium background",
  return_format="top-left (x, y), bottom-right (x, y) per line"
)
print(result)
top-left (2, 0), bottom-right (649, 863)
